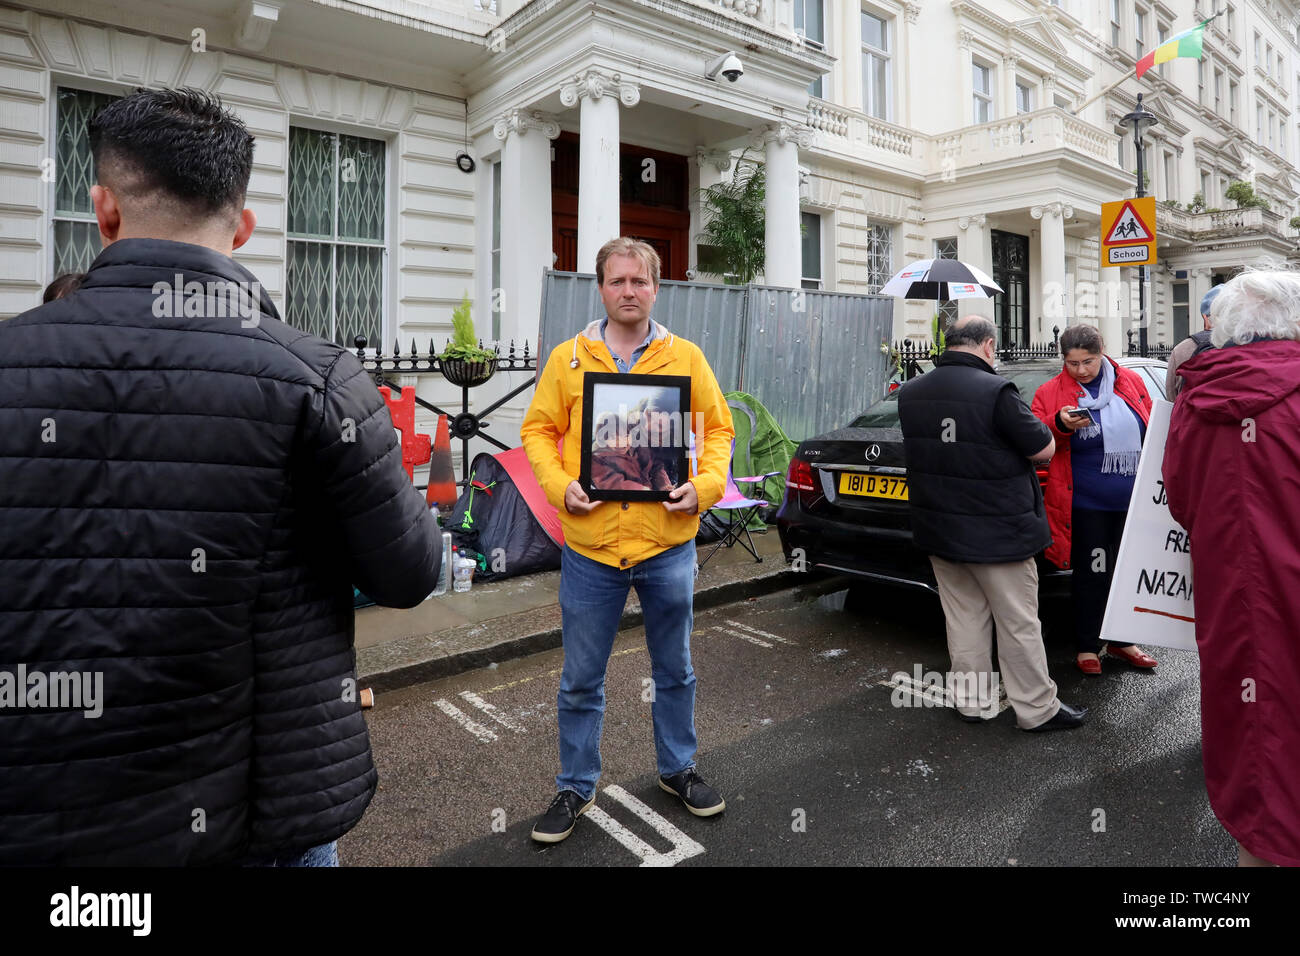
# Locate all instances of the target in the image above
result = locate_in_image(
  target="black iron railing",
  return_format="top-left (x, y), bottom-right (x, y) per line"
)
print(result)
top-left (893, 336), bottom-right (1062, 381)
top-left (352, 336), bottom-right (538, 487)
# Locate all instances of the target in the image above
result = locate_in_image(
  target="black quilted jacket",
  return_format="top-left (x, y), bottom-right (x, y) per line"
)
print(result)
top-left (0, 239), bottom-right (439, 864)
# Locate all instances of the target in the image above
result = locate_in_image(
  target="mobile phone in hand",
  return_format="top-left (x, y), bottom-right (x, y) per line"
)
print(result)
top-left (1065, 407), bottom-right (1096, 425)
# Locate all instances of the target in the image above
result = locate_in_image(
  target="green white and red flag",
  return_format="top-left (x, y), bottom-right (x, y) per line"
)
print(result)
top-left (1136, 18), bottom-right (1212, 79)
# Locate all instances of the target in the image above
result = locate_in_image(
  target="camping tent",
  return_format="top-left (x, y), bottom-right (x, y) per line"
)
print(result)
top-left (446, 446), bottom-right (563, 581)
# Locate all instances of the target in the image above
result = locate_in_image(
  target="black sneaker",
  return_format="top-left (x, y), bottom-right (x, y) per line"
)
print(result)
top-left (530, 789), bottom-right (594, 844)
top-left (658, 768), bottom-right (726, 817)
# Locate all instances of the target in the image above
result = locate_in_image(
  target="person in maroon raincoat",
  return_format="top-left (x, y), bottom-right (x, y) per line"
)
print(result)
top-left (1164, 270), bottom-right (1300, 867)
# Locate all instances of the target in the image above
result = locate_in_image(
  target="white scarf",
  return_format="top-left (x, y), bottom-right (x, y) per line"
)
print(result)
top-left (1074, 359), bottom-right (1142, 476)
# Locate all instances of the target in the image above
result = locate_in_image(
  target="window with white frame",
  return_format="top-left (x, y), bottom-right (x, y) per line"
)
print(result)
top-left (1269, 109), bottom-right (1277, 152)
top-left (795, 0), bottom-right (827, 97)
top-left (1255, 31), bottom-right (1262, 67)
top-left (1163, 151), bottom-right (1175, 201)
top-left (286, 126), bottom-right (386, 347)
top-left (1117, 133), bottom-right (1126, 169)
top-left (1157, 24), bottom-right (1169, 76)
top-left (1111, 0), bottom-right (1122, 48)
top-left (1230, 79), bottom-right (1238, 124)
top-left (1200, 169), bottom-right (1210, 203)
top-left (866, 223), bottom-right (893, 293)
top-left (1214, 69), bottom-right (1223, 115)
top-left (490, 159), bottom-right (502, 342)
top-left (934, 236), bottom-right (958, 325)
top-left (1226, 3), bottom-right (1235, 38)
top-left (972, 61), bottom-right (993, 123)
top-left (861, 8), bottom-right (891, 122)
top-left (1267, 44), bottom-right (1274, 77)
top-left (1016, 80), bottom-right (1034, 114)
top-left (1054, 92), bottom-right (1073, 110)
top-left (1197, 59), bottom-right (1205, 105)
top-left (801, 211), bottom-right (823, 290)
top-left (52, 87), bottom-right (120, 277)
top-left (1258, 103), bottom-right (1265, 143)
top-left (1135, 7), bottom-right (1147, 59)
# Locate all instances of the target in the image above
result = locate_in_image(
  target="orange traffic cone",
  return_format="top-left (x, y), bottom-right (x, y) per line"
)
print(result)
top-left (426, 413), bottom-right (458, 512)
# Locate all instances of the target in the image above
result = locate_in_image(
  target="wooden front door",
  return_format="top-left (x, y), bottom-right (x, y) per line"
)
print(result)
top-left (551, 134), bottom-right (689, 280)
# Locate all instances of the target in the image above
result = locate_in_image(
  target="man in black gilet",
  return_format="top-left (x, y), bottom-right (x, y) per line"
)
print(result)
top-left (1166, 284), bottom-right (1223, 397)
top-left (898, 317), bottom-right (1088, 732)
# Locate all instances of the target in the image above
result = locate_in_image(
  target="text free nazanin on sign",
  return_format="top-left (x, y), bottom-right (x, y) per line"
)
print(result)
top-left (1099, 400), bottom-right (1197, 653)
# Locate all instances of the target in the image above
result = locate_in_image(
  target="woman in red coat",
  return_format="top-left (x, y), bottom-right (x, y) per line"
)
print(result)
top-left (1031, 325), bottom-right (1156, 674)
top-left (1164, 271), bottom-right (1300, 867)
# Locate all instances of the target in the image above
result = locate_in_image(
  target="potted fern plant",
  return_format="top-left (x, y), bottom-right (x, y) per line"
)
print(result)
top-left (440, 293), bottom-right (497, 388)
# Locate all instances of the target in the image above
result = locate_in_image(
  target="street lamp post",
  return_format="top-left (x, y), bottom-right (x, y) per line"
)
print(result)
top-left (1122, 93), bottom-right (1159, 356)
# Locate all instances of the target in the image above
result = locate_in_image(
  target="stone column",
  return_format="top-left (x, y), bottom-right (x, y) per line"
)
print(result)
top-left (1002, 54), bottom-right (1019, 118)
top-left (958, 29), bottom-right (975, 126)
top-left (1031, 201), bottom-right (1072, 333)
top-left (691, 148), bottom-right (733, 278)
top-left (560, 70), bottom-right (640, 274)
top-left (493, 108), bottom-right (559, 347)
top-left (760, 122), bottom-right (812, 288)
top-left (957, 213), bottom-right (993, 319)
top-left (1188, 267), bottom-right (1211, 331)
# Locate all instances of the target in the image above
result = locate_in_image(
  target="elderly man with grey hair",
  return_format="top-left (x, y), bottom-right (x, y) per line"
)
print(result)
top-left (1164, 269), bottom-right (1300, 867)
top-left (897, 316), bottom-right (1088, 732)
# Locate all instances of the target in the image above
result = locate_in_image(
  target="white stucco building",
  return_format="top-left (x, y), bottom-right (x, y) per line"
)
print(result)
top-left (2, 0), bottom-right (1298, 452)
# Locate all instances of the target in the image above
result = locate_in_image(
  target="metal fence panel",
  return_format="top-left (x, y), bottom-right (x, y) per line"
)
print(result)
top-left (740, 287), bottom-right (893, 441)
top-left (538, 271), bottom-right (894, 442)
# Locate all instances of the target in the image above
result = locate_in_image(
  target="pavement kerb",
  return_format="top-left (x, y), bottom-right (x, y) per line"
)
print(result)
top-left (356, 565), bottom-right (850, 695)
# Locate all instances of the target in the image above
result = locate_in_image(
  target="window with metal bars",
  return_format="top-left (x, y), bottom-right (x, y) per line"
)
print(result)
top-left (286, 126), bottom-right (386, 347)
top-left (52, 87), bottom-right (119, 278)
top-left (866, 223), bottom-right (893, 293)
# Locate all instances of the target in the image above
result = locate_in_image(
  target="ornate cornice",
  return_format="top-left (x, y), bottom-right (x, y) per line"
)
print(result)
top-left (558, 69), bottom-right (641, 108)
top-left (492, 108), bottom-right (560, 141)
top-left (756, 122), bottom-right (814, 149)
top-left (696, 148), bottom-right (733, 173)
top-left (1031, 201), bottom-right (1075, 220)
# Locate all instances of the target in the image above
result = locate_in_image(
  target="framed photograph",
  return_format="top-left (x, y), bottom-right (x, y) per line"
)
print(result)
top-left (580, 373), bottom-right (692, 501)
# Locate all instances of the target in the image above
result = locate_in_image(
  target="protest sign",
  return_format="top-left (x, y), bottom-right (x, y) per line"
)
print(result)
top-left (1099, 399), bottom-right (1196, 652)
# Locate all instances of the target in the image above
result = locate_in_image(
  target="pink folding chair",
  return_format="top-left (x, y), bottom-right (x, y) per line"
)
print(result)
top-left (698, 439), bottom-right (780, 567)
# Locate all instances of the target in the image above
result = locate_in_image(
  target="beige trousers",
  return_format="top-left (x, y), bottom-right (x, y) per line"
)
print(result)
top-left (929, 555), bottom-right (1060, 729)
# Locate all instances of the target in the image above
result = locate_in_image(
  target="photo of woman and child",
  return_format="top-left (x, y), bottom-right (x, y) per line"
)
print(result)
top-left (584, 381), bottom-right (688, 499)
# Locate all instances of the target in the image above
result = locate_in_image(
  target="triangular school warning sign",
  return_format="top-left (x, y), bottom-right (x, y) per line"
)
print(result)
top-left (1104, 200), bottom-right (1155, 244)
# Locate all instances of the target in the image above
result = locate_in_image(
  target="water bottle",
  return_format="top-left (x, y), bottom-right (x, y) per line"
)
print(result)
top-left (453, 551), bottom-right (475, 593)
top-left (431, 532), bottom-right (453, 597)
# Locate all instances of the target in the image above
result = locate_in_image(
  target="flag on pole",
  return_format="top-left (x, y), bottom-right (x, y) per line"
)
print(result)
top-left (1136, 18), bottom-right (1212, 79)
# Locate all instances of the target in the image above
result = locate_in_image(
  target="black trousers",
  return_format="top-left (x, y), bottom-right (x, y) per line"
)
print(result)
top-left (1070, 507), bottom-right (1134, 654)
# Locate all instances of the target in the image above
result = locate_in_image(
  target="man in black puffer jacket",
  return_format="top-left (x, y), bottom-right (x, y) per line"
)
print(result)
top-left (0, 88), bottom-right (439, 865)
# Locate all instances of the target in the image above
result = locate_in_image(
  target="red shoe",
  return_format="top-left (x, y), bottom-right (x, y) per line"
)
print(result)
top-left (1076, 653), bottom-right (1102, 675)
top-left (1105, 644), bottom-right (1158, 669)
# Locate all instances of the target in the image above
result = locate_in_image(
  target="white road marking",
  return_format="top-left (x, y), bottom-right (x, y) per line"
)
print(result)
top-left (876, 673), bottom-right (1010, 715)
top-left (458, 691), bottom-right (526, 733)
top-left (724, 620), bottom-right (798, 645)
top-left (584, 785), bottom-right (706, 867)
top-left (712, 625), bottom-right (772, 648)
top-left (433, 698), bottom-right (498, 742)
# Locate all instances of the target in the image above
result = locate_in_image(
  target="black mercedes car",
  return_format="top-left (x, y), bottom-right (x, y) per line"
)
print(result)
top-left (775, 357), bottom-right (1169, 594)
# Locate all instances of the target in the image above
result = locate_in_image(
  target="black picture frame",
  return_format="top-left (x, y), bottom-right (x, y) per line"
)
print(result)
top-left (579, 372), bottom-right (692, 502)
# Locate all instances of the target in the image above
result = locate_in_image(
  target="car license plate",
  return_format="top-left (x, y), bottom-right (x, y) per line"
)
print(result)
top-left (838, 472), bottom-right (908, 500)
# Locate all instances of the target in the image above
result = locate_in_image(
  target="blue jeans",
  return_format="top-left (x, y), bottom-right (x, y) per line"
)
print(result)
top-left (243, 841), bottom-right (339, 867)
top-left (556, 541), bottom-right (699, 800)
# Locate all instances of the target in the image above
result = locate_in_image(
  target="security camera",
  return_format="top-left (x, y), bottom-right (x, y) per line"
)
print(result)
top-left (706, 52), bottom-right (744, 83)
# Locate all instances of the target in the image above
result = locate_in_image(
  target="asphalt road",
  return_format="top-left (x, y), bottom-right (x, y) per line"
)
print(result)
top-left (340, 579), bottom-right (1234, 867)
